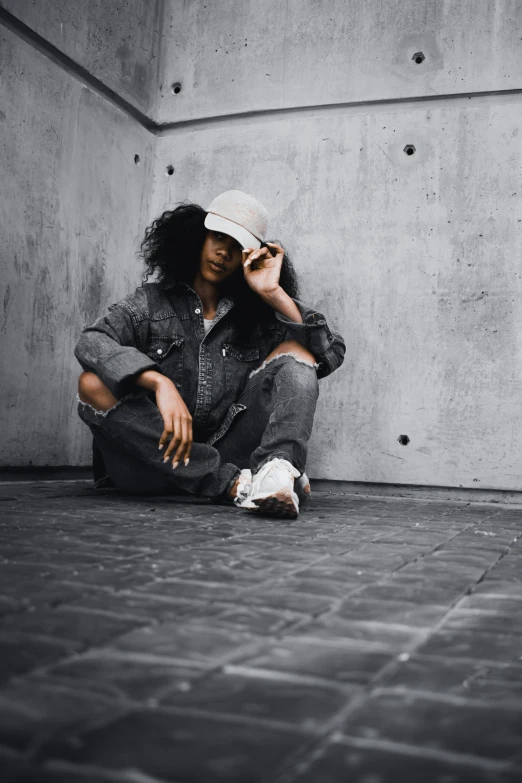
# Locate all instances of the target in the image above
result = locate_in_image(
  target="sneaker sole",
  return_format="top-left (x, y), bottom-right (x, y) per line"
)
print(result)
top-left (245, 489), bottom-right (299, 519)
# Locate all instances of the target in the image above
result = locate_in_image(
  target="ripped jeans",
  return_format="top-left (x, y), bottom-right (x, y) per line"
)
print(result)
top-left (77, 353), bottom-right (319, 500)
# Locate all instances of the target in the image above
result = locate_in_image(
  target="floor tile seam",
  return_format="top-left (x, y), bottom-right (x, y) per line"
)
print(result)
top-left (401, 650), bottom-right (522, 670)
top-left (1, 648), bottom-right (206, 693)
top-left (390, 519), bottom-right (482, 576)
top-left (133, 572), bottom-right (296, 598)
top-left (142, 555), bottom-right (335, 595)
top-left (0, 629), bottom-right (80, 650)
top-left (119, 590), bottom-right (295, 617)
top-left (467, 591), bottom-right (522, 603)
top-left (255, 633), bottom-right (394, 653)
top-left (139, 634), bottom-right (272, 673)
top-left (274, 685), bottom-right (388, 783)
top-left (56, 603), bottom-right (176, 625)
top-left (295, 616), bottom-right (442, 638)
top-left (146, 662), bottom-right (226, 706)
top-left (222, 663), bottom-right (366, 691)
top-left (446, 545), bottom-right (522, 617)
top-left (1, 602), bottom-right (154, 628)
top-left (214, 614), bottom-right (310, 637)
top-left (352, 598), bottom-right (470, 696)
top-left (257, 553), bottom-right (332, 579)
top-left (332, 735), bottom-right (517, 771)
top-left (287, 579), bottom-right (394, 631)
top-left (18, 702), bottom-right (136, 770)
top-left (52, 648), bottom-right (215, 669)
top-left (371, 683), bottom-right (522, 709)
top-left (1, 553), bottom-right (130, 569)
top-left (41, 758), bottom-right (167, 783)
top-left (24, 660), bottom-right (339, 726)
top-left (4, 544), bottom-right (161, 558)
top-left (0, 674), bottom-right (139, 711)
top-left (273, 731), bottom-right (334, 783)
top-left (276, 613), bottom-right (329, 639)
top-left (441, 604), bottom-right (522, 619)
top-left (81, 699), bottom-right (320, 736)
top-left (22, 655), bottom-right (201, 699)
top-left (59, 579), bottom-right (156, 596)
top-left (363, 572), bottom-right (501, 690)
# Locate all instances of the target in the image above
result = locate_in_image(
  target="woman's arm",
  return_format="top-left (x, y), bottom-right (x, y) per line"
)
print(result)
top-left (136, 370), bottom-right (192, 468)
top-left (76, 291), bottom-right (193, 467)
top-left (75, 290), bottom-right (158, 399)
top-left (256, 286), bottom-right (303, 324)
top-left (242, 242), bottom-right (346, 378)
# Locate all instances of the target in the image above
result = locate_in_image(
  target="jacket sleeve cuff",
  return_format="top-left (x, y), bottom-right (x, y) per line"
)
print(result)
top-left (95, 347), bottom-right (159, 398)
top-left (275, 299), bottom-right (333, 356)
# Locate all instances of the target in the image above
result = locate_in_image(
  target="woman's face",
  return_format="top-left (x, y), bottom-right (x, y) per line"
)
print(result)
top-left (198, 230), bottom-right (244, 285)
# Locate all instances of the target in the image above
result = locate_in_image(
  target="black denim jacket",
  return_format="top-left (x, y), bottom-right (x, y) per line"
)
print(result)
top-left (75, 282), bottom-right (345, 441)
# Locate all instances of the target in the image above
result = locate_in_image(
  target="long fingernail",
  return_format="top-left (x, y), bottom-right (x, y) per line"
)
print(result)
top-left (158, 444), bottom-right (164, 450)
top-left (184, 458), bottom-right (190, 467)
top-left (163, 457), bottom-right (169, 463)
top-left (172, 461), bottom-right (179, 470)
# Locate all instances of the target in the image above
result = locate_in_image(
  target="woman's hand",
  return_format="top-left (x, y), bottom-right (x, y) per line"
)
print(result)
top-left (136, 371), bottom-right (192, 468)
top-left (242, 241), bottom-right (303, 323)
top-left (242, 241), bottom-right (284, 299)
top-left (156, 379), bottom-right (193, 467)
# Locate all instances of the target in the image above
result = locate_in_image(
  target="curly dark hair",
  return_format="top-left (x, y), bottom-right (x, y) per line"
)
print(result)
top-left (140, 203), bottom-right (299, 328)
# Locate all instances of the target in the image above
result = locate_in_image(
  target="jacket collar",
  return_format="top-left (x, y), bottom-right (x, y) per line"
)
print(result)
top-left (163, 280), bottom-right (236, 311)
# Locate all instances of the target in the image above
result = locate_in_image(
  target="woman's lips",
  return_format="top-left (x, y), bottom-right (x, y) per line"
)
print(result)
top-left (208, 260), bottom-right (226, 273)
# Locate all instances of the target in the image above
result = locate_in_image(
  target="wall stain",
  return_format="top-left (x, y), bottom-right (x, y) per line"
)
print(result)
top-left (2, 284), bottom-right (13, 331)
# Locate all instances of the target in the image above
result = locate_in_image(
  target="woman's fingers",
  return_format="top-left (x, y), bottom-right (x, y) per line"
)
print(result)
top-left (158, 428), bottom-right (169, 451)
top-left (163, 417), bottom-right (181, 462)
top-left (266, 241), bottom-right (284, 255)
top-left (243, 247), bottom-right (274, 270)
top-left (242, 248), bottom-right (257, 269)
top-left (182, 417), bottom-right (193, 465)
top-left (162, 414), bottom-right (192, 468)
top-left (172, 416), bottom-right (192, 468)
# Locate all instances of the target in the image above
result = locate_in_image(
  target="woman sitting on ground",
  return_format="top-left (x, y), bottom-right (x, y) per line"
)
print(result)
top-left (75, 190), bottom-right (345, 518)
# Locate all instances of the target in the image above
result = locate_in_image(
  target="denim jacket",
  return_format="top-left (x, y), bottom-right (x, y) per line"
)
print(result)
top-left (75, 282), bottom-right (345, 442)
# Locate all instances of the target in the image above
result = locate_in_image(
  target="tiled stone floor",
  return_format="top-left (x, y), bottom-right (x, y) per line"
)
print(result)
top-left (0, 479), bottom-right (521, 782)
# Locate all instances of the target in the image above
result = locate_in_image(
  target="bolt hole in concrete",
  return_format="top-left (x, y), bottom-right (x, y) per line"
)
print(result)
top-left (171, 82), bottom-right (182, 95)
top-left (134, 154), bottom-right (140, 165)
top-left (398, 434), bottom-right (410, 446)
top-left (166, 165), bottom-right (174, 176)
top-left (412, 51), bottom-right (425, 64)
top-left (403, 145), bottom-right (416, 156)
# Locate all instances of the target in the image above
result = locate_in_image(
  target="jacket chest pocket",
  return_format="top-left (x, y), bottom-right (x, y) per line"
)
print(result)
top-left (223, 343), bottom-right (260, 392)
top-left (146, 330), bottom-right (185, 389)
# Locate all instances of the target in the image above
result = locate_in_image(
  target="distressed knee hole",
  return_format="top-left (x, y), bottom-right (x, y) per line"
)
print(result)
top-left (249, 352), bottom-right (319, 379)
top-left (76, 393), bottom-right (122, 418)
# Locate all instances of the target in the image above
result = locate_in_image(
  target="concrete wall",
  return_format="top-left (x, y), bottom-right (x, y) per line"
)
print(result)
top-left (1, 0), bottom-right (162, 115)
top-left (157, 0), bottom-right (522, 123)
top-left (152, 0), bottom-right (522, 490)
top-left (3, 0), bottom-right (522, 490)
top-left (0, 5), bottom-right (158, 466)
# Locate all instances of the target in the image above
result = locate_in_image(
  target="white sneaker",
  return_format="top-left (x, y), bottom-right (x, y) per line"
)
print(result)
top-left (233, 469), bottom-right (252, 507)
top-left (240, 458), bottom-right (301, 519)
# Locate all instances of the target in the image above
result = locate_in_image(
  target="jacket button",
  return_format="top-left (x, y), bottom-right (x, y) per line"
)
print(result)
top-left (156, 348), bottom-right (163, 355)
top-left (195, 308), bottom-right (201, 314)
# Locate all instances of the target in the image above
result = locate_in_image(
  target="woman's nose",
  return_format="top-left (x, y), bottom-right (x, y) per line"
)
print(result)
top-left (219, 240), bottom-right (232, 259)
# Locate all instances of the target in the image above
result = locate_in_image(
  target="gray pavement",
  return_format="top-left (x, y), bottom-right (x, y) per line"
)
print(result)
top-left (0, 479), bottom-right (521, 782)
